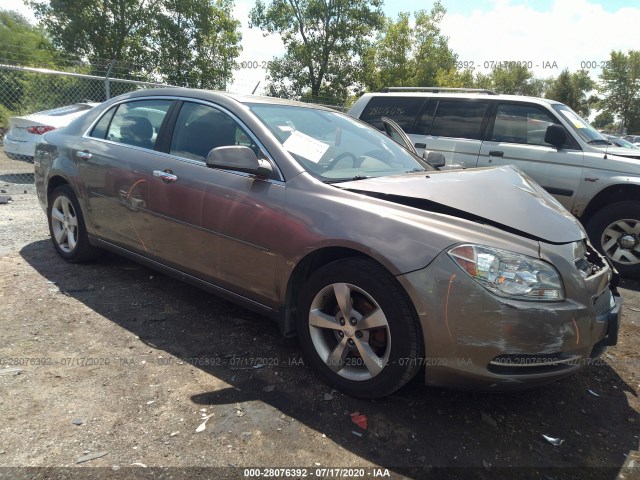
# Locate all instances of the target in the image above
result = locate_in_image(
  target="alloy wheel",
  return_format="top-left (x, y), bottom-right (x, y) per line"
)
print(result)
top-left (50, 194), bottom-right (79, 253)
top-left (308, 282), bottom-right (391, 381)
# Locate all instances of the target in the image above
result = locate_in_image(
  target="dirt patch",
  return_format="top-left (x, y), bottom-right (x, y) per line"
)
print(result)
top-left (1, 193), bottom-right (640, 480)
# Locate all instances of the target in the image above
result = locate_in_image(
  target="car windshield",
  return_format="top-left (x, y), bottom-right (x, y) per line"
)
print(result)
top-left (611, 137), bottom-right (640, 149)
top-left (248, 103), bottom-right (430, 182)
top-left (552, 104), bottom-right (607, 144)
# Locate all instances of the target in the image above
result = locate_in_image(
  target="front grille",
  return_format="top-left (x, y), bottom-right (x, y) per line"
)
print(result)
top-left (488, 353), bottom-right (582, 375)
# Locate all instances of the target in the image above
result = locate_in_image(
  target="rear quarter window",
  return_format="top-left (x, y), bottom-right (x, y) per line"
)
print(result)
top-left (359, 96), bottom-right (426, 133)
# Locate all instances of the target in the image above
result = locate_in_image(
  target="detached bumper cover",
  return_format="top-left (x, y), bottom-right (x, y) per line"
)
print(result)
top-left (595, 292), bottom-right (621, 348)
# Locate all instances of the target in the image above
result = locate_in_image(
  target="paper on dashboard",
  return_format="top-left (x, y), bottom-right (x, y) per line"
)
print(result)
top-left (282, 130), bottom-right (329, 163)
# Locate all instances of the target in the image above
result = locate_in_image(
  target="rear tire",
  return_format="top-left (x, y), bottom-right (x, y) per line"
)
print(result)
top-left (586, 201), bottom-right (640, 278)
top-left (48, 185), bottom-right (100, 262)
top-left (296, 258), bottom-right (424, 398)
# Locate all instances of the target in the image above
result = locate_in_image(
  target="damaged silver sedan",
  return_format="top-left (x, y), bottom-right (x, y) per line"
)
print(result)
top-left (34, 88), bottom-right (621, 398)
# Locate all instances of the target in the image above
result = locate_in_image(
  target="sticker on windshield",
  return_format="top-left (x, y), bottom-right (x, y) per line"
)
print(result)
top-left (561, 109), bottom-right (585, 129)
top-left (282, 130), bottom-right (329, 163)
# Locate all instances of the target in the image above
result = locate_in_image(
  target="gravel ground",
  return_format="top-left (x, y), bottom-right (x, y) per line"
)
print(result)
top-left (1, 153), bottom-right (640, 480)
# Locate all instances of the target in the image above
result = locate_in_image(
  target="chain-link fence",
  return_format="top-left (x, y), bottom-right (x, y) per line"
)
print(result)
top-left (0, 64), bottom-right (169, 192)
top-left (0, 62), bottom-right (351, 194)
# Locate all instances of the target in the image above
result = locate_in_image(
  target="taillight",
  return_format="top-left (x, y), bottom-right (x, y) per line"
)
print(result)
top-left (26, 125), bottom-right (56, 135)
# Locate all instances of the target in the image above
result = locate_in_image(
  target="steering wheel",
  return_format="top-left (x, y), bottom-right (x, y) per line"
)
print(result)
top-left (323, 152), bottom-right (359, 171)
top-left (361, 149), bottom-right (391, 161)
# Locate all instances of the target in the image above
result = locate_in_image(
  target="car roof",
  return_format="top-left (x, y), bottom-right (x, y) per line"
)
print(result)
top-left (359, 90), bottom-right (564, 106)
top-left (116, 87), bottom-right (336, 111)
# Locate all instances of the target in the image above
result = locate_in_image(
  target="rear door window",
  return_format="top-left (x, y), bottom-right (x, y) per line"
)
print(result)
top-left (101, 99), bottom-right (172, 149)
top-left (359, 96), bottom-right (426, 133)
top-left (430, 100), bottom-right (489, 140)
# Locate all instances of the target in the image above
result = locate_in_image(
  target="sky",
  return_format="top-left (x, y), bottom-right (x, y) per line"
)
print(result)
top-left (2, 0), bottom-right (640, 95)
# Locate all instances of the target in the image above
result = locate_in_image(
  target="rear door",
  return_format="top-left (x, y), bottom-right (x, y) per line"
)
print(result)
top-left (415, 99), bottom-right (489, 169)
top-left (381, 117), bottom-right (418, 155)
top-left (79, 98), bottom-right (174, 251)
top-left (477, 102), bottom-right (584, 211)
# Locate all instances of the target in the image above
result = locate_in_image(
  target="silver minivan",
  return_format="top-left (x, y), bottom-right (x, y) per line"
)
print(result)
top-left (349, 88), bottom-right (640, 278)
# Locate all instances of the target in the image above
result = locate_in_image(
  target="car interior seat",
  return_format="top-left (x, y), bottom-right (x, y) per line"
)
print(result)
top-left (175, 113), bottom-right (237, 160)
top-left (120, 116), bottom-right (154, 149)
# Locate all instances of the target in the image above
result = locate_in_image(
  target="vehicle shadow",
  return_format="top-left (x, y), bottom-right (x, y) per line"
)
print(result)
top-left (20, 240), bottom-right (640, 479)
top-left (620, 277), bottom-right (640, 294)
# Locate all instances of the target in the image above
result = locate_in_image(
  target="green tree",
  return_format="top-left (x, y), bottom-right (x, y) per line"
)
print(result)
top-left (435, 67), bottom-right (476, 89)
top-left (250, 0), bottom-right (385, 101)
top-left (486, 63), bottom-right (544, 96)
top-left (152, 0), bottom-right (241, 89)
top-left (599, 50), bottom-right (640, 133)
top-left (0, 9), bottom-right (59, 68)
top-left (362, 12), bottom-right (413, 91)
top-left (546, 69), bottom-right (594, 117)
top-left (30, 0), bottom-right (241, 87)
top-left (363, 2), bottom-right (456, 92)
top-left (29, 0), bottom-right (153, 69)
top-left (592, 111), bottom-right (616, 131)
top-left (0, 9), bottom-right (69, 122)
top-left (411, 4), bottom-right (456, 87)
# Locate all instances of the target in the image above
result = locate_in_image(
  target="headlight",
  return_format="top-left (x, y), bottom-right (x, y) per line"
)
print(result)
top-left (448, 244), bottom-right (565, 301)
top-left (573, 240), bottom-right (591, 278)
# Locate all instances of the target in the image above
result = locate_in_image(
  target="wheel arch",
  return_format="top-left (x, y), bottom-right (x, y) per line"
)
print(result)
top-left (581, 184), bottom-right (640, 224)
top-left (280, 246), bottom-right (411, 338)
top-left (47, 175), bottom-right (71, 205)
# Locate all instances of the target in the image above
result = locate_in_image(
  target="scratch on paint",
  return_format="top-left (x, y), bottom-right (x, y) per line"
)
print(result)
top-left (445, 274), bottom-right (456, 343)
top-left (127, 179), bottom-right (149, 252)
top-left (571, 317), bottom-right (580, 345)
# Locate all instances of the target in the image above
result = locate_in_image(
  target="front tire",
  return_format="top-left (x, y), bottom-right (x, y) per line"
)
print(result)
top-left (296, 258), bottom-right (424, 398)
top-left (48, 184), bottom-right (100, 262)
top-left (586, 201), bottom-right (640, 278)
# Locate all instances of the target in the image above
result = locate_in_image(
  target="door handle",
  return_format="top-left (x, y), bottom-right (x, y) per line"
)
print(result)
top-left (414, 143), bottom-right (427, 149)
top-left (153, 170), bottom-right (178, 183)
top-left (489, 150), bottom-right (504, 157)
top-left (76, 150), bottom-right (92, 160)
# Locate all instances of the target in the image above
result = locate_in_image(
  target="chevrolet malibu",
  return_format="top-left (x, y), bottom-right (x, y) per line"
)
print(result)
top-left (34, 88), bottom-right (621, 398)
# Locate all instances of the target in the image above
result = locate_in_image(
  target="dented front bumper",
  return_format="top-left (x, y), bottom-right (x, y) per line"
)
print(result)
top-left (398, 245), bottom-right (620, 390)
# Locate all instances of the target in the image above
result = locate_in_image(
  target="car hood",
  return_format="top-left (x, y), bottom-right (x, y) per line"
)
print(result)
top-left (594, 145), bottom-right (640, 160)
top-left (336, 165), bottom-right (584, 244)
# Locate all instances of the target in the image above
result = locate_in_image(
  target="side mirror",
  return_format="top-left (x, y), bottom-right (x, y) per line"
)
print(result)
top-left (544, 124), bottom-right (567, 148)
top-left (423, 151), bottom-right (446, 168)
top-left (206, 146), bottom-right (273, 178)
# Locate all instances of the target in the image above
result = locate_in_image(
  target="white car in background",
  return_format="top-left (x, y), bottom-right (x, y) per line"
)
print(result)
top-left (622, 135), bottom-right (640, 146)
top-left (3, 102), bottom-right (99, 161)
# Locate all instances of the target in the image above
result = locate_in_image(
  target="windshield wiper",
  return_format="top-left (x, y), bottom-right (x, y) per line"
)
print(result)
top-left (324, 175), bottom-right (370, 184)
top-left (588, 139), bottom-right (611, 146)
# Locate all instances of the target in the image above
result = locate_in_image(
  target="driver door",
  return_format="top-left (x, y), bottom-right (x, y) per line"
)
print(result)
top-left (382, 117), bottom-right (419, 155)
top-left (149, 101), bottom-right (285, 304)
top-left (382, 117), bottom-right (445, 168)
